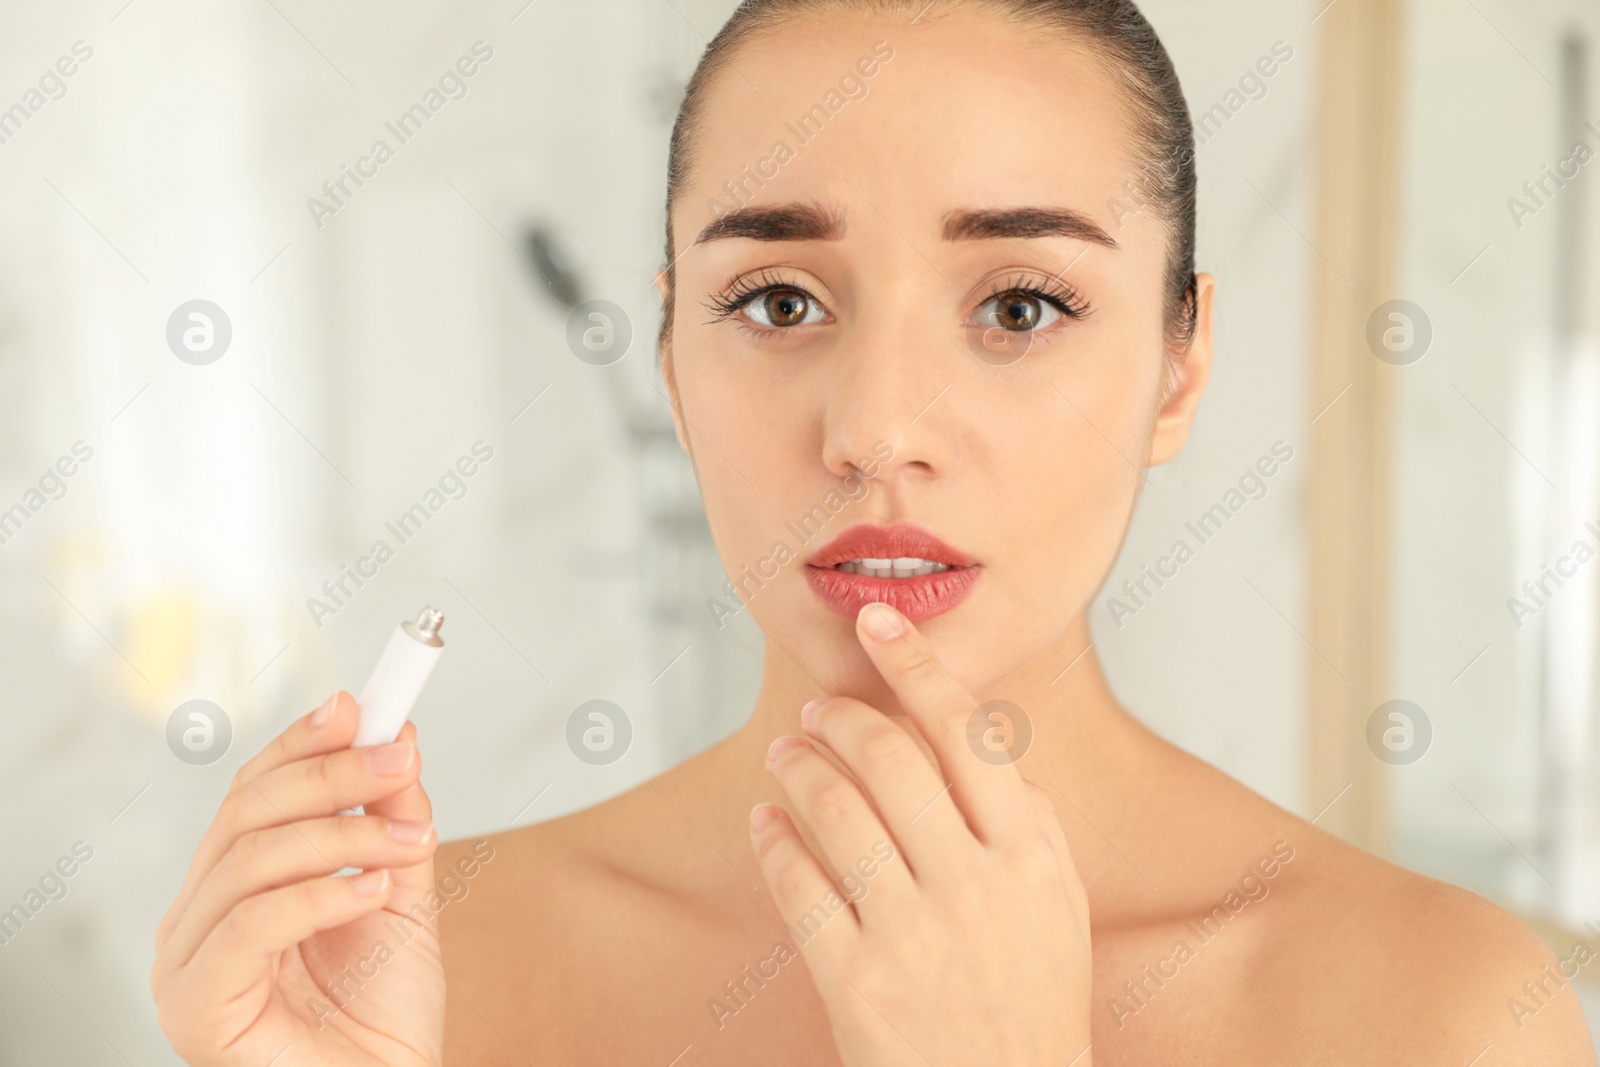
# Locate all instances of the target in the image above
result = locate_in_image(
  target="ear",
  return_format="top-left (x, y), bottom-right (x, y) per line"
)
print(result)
top-left (655, 268), bottom-right (692, 457)
top-left (1147, 272), bottom-right (1215, 467)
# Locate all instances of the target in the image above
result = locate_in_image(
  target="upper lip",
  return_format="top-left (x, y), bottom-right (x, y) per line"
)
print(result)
top-left (807, 523), bottom-right (977, 568)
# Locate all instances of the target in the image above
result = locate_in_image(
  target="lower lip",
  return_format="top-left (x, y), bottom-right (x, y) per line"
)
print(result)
top-left (804, 564), bottom-right (981, 623)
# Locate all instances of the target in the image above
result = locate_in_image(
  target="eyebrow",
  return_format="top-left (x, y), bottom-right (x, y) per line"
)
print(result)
top-left (942, 207), bottom-right (1119, 250)
top-left (694, 203), bottom-right (845, 245)
top-left (691, 202), bottom-right (1119, 251)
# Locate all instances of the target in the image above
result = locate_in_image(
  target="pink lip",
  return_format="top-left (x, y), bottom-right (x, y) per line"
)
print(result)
top-left (804, 522), bottom-right (981, 623)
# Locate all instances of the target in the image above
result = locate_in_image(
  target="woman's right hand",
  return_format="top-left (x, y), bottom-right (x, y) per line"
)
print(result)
top-left (151, 692), bottom-right (445, 1067)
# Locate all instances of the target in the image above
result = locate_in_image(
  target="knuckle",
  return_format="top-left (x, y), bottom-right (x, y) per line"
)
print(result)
top-left (808, 779), bottom-right (861, 826)
top-left (293, 873), bottom-right (330, 913)
top-left (228, 731), bottom-right (286, 791)
top-left (221, 769), bottom-right (253, 812)
top-left (773, 860), bottom-right (812, 904)
top-left (212, 792), bottom-right (249, 843)
top-left (752, 825), bottom-right (786, 864)
top-left (153, 904), bottom-right (178, 953)
top-left (349, 811), bottom-right (382, 843)
top-left (312, 751), bottom-right (342, 797)
top-left (858, 724), bottom-right (914, 768)
top-left (222, 895), bottom-right (266, 947)
top-left (349, 815), bottom-right (390, 858)
top-left (897, 647), bottom-right (942, 686)
top-left (225, 826), bottom-right (269, 874)
top-left (937, 706), bottom-right (970, 750)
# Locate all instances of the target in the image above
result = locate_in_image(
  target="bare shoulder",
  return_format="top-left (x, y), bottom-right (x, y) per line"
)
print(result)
top-left (430, 779), bottom-right (777, 1063)
top-left (1107, 731), bottom-right (1595, 1063)
top-left (1199, 776), bottom-right (1598, 1064)
top-left (433, 779), bottom-right (677, 960)
top-left (430, 799), bottom-right (644, 1063)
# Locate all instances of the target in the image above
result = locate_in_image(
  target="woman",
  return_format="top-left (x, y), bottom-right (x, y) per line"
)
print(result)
top-left (150, 1), bottom-right (1598, 1063)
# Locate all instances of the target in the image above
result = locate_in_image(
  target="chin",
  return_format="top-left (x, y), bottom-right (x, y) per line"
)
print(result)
top-left (764, 577), bottom-right (997, 700)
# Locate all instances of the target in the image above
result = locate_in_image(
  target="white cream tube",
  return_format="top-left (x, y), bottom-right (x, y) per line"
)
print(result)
top-left (353, 606), bottom-right (445, 747)
top-left (341, 606), bottom-right (445, 817)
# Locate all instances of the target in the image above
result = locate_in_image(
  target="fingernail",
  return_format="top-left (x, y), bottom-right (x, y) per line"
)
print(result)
top-left (766, 736), bottom-right (806, 766)
top-left (800, 698), bottom-right (824, 730)
top-left (386, 819), bottom-right (433, 844)
top-left (309, 694), bottom-right (337, 728)
top-left (859, 602), bottom-right (904, 641)
top-left (347, 869), bottom-right (388, 896)
top-left (367, 741), bottom-right (413, 776)
top-left (749, 803), bottom-right (781, 833)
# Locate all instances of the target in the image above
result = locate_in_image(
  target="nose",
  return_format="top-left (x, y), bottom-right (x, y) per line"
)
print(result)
top-left (818, 310), bottom-right (957, 486)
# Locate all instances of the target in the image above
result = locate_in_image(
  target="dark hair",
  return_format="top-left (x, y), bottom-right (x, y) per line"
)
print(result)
top-left (661, 0), bottom-right (1199, 364)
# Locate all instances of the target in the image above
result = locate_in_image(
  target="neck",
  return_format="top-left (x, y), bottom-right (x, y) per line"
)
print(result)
top-left (664, 614), bottom-right (1144, 880)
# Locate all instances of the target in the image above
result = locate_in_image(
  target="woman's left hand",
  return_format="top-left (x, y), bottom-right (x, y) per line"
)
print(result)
top-left (751, 601), bottom-right (1093, 1067)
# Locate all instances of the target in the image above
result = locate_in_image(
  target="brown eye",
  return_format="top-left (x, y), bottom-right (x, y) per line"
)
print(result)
top-left (975, 289), bottom-right (1061, 333)
top-left (994, 292), bottom-right (1041, 331)
top-left (757, 289), bottom-right (812, 327)
top-left (720, 282), bottom-right (827, 329)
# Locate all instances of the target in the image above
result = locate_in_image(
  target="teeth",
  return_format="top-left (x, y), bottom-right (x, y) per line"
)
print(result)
top-left (836, 557), bottom-right (952, 578)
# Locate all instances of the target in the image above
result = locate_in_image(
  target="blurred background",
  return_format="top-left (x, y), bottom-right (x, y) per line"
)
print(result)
top-left (0, 0), bottom-right (1597, 1060)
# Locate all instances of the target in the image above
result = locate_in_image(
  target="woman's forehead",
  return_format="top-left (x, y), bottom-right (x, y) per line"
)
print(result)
top-left (677, 11), bottom-right (1141, 239)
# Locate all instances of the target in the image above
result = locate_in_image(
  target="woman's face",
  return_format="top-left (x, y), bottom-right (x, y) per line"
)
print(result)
top-left (663, 7), bottom-right (1212, 704)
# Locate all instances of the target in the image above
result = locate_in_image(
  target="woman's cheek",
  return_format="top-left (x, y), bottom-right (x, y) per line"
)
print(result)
top-left (1008, 407), bottom-right (1142, 615)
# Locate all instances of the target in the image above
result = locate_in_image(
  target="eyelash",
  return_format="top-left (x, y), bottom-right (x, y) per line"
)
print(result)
top-left (979, 273), bottom-right (1092, 322)
top-left (703, 269), bottom-right (803, 323)
top-left (701, 270), bottom-right (1092, 327)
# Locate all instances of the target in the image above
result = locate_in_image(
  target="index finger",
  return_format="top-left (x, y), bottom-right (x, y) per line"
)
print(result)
top-left (854, 601), bottom-right (1034, 845)
top-left (156, 691), bottom-right (361, 954)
